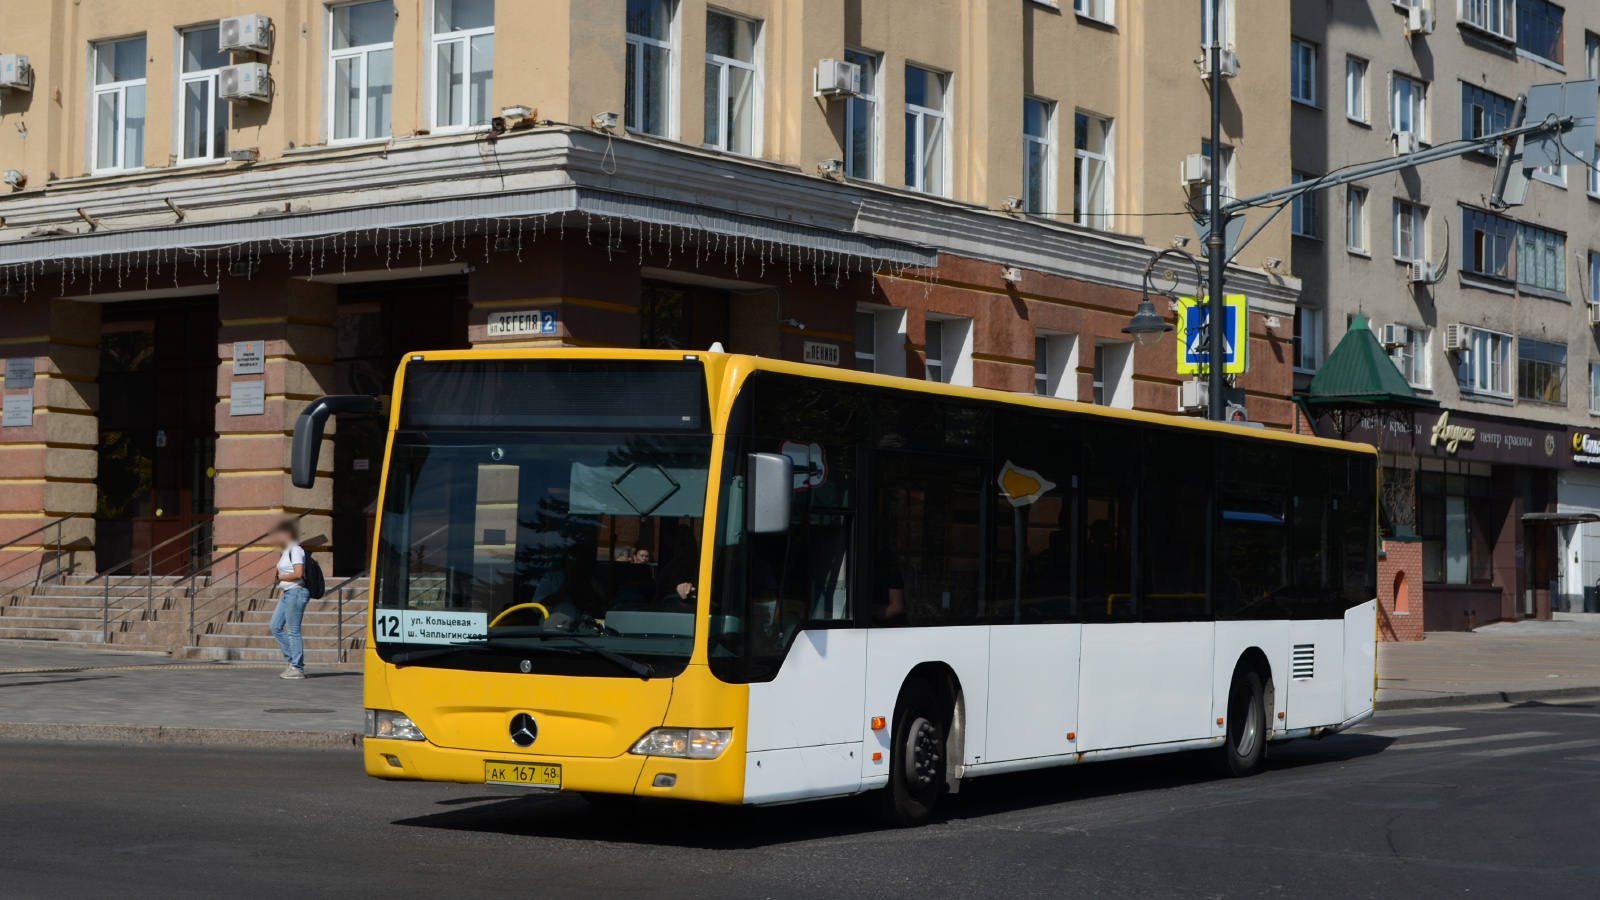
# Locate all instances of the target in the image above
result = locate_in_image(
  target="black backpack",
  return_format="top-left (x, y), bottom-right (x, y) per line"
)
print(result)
top-left (302, 553), bottom-right (327, 600)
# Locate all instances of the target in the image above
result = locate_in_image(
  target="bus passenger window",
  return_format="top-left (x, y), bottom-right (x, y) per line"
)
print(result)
top-left (1080, 425), bottom-right (1135, 623)
top-left (992, 412), bottom-right (1076, 624)
top-left (1216, 442), bottom-right (1290, 620)
top-left (1141, 431), bottom-right (1212, 622)
top-left (873, 453), bottom-right (984, 627)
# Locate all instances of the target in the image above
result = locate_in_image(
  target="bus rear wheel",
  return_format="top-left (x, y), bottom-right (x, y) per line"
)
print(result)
top-left (870, 679), bottom-right (946, 828)
top-left (1215, 665), bottom-right (1267, 777)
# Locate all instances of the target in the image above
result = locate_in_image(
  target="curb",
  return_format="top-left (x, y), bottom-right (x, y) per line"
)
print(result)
top-left (0, 722), bottom-right (363, 750)
top-left (1376, 686), bottom-right (1600, 711)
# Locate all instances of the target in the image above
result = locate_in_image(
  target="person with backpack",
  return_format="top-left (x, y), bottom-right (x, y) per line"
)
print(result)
top-left (268, 519), bottom-right (323, 679)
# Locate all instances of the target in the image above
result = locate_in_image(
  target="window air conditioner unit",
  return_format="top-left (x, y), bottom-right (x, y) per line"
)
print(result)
top-left (1201, 49), bottom-right (1239, 80)
top-left (1380, 324), bottom-right (1412, 348)
top-left (1183, 153), bottom-right (1212, 186)
top-left (1408, 259), bottom-right (1438, 284)
top-left (219, 15), bottom-right (273, 53)
top-left (1394, 131), bottom-right (1420, 155)
top-left (0, 54), bottom-right (31, 92)
top-left (1443, 323), bottom-right (1471, 352)
top-left (814, 58), bottom-right (862, 98)
top-left (219, 63), bottom-right (271, 102)
top-left (1406, 7), bottom-right (1435, 36)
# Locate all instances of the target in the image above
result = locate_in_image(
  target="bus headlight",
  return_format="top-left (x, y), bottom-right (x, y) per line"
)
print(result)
top-left (629, 728), bottom-right (732, 759)
top-left (366, 709), bottom-right (427, 742)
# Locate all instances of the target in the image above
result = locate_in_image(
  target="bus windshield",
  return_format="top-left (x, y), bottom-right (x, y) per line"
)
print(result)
top-left (371, 360), bottom-right (712, 676)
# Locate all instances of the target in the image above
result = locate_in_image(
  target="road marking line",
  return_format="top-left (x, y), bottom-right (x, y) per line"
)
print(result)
top-left (1563, 753), bottom-right (1600, 762)
top-left (1358, 726), bottom-right (1464, 738)
top-left (1390, 731), bottom-right (1555, 751)
top-left (1467, 739), bottom-right (1600, 758)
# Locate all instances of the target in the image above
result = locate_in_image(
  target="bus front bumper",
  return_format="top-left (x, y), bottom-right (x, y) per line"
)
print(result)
top-left (363, 738), bottom-right (743, 803)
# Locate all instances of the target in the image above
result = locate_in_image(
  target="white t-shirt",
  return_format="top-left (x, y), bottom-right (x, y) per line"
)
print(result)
top-left (277, 544), bottom-right (306, 591)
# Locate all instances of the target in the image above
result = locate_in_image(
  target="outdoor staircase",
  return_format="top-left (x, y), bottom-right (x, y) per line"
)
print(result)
top-left (0, 574), bottom-right (368, 665)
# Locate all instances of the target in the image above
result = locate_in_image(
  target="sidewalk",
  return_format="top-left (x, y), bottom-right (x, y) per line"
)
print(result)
top-left (3, 621), bottom-right (1600, 748)
top-left (1376, 617), bottom-right (1600, 708)
top-left (0, 642), bottom-right (363, 748)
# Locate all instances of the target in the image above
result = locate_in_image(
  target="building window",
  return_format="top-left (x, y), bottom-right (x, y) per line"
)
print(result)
top-left (1074, 112), bottom-right (1112, 230)
top-left (1589, 145), bottom-right (1600, 196)
top-left (1461, 0), bottom-right (1514, 41)
top-left (1588, 30), bottom-right (1600, 78)
top-left (923, 316), bottom-right (972, 386)
top-left (904, 65), bottom-right (948, 195)
top-left (1345, 56), bottom-right (1368, 122)
top-left (1591, 251), bottom-right (1600, 306)
top-left (1518, 337), bottom-right (1567, 404)
top-left (626, 0), bottom-right (674, 136)
top-left (1075, 0), bottom-right (1113, 23)
top-left (1460, 328), bottom-right (1512, 397)
top-left (855, 311), bottom-right (877, 372)
top-left (844, 49), bottom-right (878, 180)
top-left (1590, 362), bottom-right (1600, 414)
top-left (1517, 223), bottom-right (1566, 292)
top-left (1391, 74), bottom-right (1426, 142)
top-left (1394, 201), bottom-right (1428, 262)
top-left (93, 37), bottom-right (147, 172)
top-left (1463, 207), bottom-right (1514, 279)
top-left (1347, 186), bottom-right (1368, 253)
top-left (330, 1), bottom-right (395, 143)
top-left (1291, 39), bottom-right (1317, 106)
top-left (1092, 342), bottom-right (1132, 408)
top-left (178, 28), bottom-right (227, 164)
top-left (704, 10), bottom-right (759, 155)
top-left (431, 0), bottom-right (494, 132)
top-left (1461, 83), bottom-right (1514, 145)
top-left (1201, 0), bottom-right (1233, 50)
top-left (1293, 307), bottom-right (1322, 372)
top-left (1023, 98), bottom-right (1053, 215)
top-left (1419, 469), bottom-right (1494, 585)
top-left (1291, 173), bottom-right (1321, 238)
top-left (1034, 333), bottom-right (1077, 399)
top-left (1517, 0), bottom-right (1564, 65)
top-left (1389, 326), bottom-right (1429, 388)
top-left (1034, 337), bottom-right (1049, 395)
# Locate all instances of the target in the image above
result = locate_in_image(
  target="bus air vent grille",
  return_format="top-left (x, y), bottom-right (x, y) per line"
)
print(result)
top-left (1291, 644), bottom-right (1315, 680)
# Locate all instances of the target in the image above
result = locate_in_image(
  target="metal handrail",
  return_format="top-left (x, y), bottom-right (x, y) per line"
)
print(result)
top-left (170, 510), bottom-right (314, 592)
top-left (87, 519), bottom-right (212, 584)
top-left (330, 569), bottom-right (370, 663)
top-left (0, 512), bottom-right (80, 556)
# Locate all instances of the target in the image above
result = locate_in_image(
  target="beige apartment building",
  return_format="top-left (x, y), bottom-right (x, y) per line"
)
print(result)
top-left (1289, 0), bottom-right (1600, 629)
top-left (0, 0), bottom-right (1301, 641)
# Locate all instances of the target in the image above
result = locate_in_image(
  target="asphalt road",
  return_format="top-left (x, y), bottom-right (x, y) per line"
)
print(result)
top-left (4, 701), bottom-right (1599, 899)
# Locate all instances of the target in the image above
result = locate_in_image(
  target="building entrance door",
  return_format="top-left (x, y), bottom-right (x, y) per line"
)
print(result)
top-left (96, 299), bottom-right (219, 575)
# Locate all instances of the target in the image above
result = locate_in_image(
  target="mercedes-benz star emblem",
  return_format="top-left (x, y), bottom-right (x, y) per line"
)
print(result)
top-left (509, 713), bottom-right (538, 747)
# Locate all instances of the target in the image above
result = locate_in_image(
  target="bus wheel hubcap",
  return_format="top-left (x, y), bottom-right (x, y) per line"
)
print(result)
top-left (1235, 694), bottom-right (1260, 758)
top-left (905, 717), bottom-right (940, 789)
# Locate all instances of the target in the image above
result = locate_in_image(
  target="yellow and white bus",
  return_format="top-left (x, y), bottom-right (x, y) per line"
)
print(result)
top-left (294, 349), bottom-right (1377, 826)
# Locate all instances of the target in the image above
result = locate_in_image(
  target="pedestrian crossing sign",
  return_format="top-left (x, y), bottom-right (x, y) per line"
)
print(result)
top-left (1175, 295), bottom-right (1248, 375)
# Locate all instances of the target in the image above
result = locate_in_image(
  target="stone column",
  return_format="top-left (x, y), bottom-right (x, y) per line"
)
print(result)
top-left (468, 240), bottom-right (641, 349)
top-left (0, 298), bottom-right (99, 579)
top-left (213, 262), bottom-right (336, 582)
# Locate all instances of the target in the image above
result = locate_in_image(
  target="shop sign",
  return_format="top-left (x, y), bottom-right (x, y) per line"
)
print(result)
top-left (1573, 433), bottom-right (1600, 466)
top-left (232, 340), bottom-right (265, 375)
top-left (802, 341), bottom-right (841, 366)
top-left (230, 380), bottom-right (266, 416)
top-left (486, 309), bottom-right (557, 337)
top-left (1429, 411), bottom-right (1476, 453)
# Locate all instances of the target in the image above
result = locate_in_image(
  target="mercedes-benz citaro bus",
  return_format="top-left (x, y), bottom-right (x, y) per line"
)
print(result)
top-left (291, 349), bottom-right (1377, 827)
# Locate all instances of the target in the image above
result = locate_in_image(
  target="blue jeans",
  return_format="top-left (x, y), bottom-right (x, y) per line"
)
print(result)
top-left (271, 588), bottom-right (311, 671)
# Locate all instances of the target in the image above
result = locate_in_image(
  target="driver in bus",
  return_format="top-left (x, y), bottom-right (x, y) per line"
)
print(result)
top-left (532, 548), bottom-right (606, 629)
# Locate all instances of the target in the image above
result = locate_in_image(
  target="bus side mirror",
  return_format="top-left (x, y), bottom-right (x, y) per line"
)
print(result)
top-left (746, 453), bottom-right (793, 534)
top-left (291, 395), bottom-right (382, 489)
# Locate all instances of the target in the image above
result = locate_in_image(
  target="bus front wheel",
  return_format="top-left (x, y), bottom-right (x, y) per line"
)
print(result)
top-left (1215, 665), bottom-right (1267, 777)
top-left (870, 679), bottom-right (946, 828)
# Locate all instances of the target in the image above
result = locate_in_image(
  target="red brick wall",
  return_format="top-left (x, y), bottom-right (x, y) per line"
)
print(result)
top-left (1377, 540), bottom-right (1425, 642)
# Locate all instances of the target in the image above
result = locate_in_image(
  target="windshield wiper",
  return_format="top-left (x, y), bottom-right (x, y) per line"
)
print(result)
top-left (525, 634), bottom-right (656, 679)
top-left (390, 639), bottom-right (577, 667)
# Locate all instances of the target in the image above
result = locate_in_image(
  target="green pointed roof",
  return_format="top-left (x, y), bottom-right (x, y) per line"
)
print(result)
top-left (1302, 314), bottom-right (1439, 407)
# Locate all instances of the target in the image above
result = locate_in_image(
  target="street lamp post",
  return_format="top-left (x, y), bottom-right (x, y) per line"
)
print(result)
top-left (1123, 248), bottom-right (1200, 348)
top-left (1206, 0), bottom-right (1228, 421)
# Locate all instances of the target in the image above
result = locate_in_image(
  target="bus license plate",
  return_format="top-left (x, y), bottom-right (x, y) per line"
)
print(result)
top-left (484, 760), bottom-right (562, 789)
